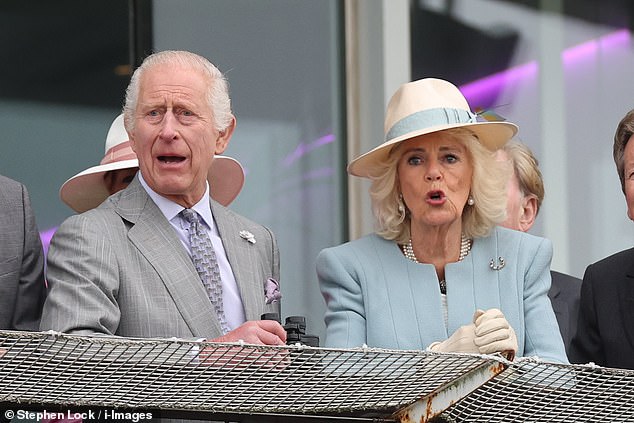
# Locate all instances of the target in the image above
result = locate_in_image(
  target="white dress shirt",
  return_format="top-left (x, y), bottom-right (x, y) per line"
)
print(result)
top-left (138, 173), bottom-right (246, 331)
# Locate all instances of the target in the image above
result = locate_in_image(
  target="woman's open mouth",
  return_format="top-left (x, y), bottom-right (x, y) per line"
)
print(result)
top-left (426, 190), bottom-right (446, 205)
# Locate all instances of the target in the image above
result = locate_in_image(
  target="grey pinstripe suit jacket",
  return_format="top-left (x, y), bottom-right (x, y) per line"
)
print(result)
top-left (40, 177), bottom-right (280, 339)
top-left (0, 174), bottom-right (46, 331)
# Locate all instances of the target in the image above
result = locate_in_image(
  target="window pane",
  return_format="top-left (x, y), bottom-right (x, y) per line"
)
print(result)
top-left (153, 0), bottom-right (346, 340)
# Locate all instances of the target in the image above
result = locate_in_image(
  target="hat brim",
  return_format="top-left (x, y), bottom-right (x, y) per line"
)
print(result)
top-left (347, 121), bottom-right (518, 177)
top-left (60, 155), bottom-right (245, 213)
top-left (208, 156), bottom-right (245, 207)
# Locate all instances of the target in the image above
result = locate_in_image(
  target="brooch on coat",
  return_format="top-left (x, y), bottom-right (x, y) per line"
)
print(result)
top-left (489, 257), bottom-right (505, 271)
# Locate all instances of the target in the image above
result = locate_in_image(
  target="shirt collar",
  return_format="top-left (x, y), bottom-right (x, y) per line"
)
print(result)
top-left (138, 172), bottom-right (214, 228)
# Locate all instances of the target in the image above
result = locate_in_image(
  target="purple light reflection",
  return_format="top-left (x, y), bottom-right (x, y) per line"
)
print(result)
top-left (301, 166), bottom-right (333, 181)
top-left (283, 133), bottom-right (335, 167)
top-left (562, 29), bottom-right (630, 65)
top-left (460, 28), bottom-right (631, 108)
top-left (460, 62), bottom-right (539, 109)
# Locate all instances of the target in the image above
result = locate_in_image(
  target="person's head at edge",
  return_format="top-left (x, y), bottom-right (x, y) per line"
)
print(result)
top-left (496, 140), bottom-right (544, 232)
top-left (104, 168), bottom-right (137, 195)
top-left (613, 108), bottom-right (634, 220)
top-left (123, 50), bottom-right (237, 208)
top-left (348, 78), bottom-right (517, 245)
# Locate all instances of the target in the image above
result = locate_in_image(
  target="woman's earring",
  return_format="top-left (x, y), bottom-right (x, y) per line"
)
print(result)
top-left (467, 195), bottom-right (475, 206)
top-left (398, 194), bottom-right (406, 218)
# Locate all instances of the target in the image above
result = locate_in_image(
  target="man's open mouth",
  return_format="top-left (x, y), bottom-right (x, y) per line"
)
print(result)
top-left (158, 155), bottom-right (186, 163)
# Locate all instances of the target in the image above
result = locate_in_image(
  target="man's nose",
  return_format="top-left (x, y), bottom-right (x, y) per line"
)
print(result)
top-left (158, 112), bottom-right (179, 140)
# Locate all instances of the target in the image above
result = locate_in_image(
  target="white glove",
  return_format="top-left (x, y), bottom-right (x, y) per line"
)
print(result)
top-left (429, 313), bottom-right (480, 354)
top-left (473, 308), bottom-right (518, 360)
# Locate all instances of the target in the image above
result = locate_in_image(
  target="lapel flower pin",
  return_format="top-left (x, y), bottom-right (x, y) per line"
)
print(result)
top-left (264, 278), bottom-right (282, 304)
top-left (239, 230), bottom-right (256, 244)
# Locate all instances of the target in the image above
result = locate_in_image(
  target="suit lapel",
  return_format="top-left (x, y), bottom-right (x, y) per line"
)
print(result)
top-left (117, 178), bottom-right (221, 337)
top-left (211, 201), bottom-right (263, 321)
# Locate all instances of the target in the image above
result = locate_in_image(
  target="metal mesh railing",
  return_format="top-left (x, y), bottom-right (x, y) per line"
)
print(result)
top-left (0, 330), bottom-right (497, 419)
top-left (1, 330), bottom-right (633, 422)
top-left (443, 358), bottom-right (634, 422)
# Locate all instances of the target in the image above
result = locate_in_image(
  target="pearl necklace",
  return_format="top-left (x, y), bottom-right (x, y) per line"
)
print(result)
top-left (402, 233), bottom-right (472, 295)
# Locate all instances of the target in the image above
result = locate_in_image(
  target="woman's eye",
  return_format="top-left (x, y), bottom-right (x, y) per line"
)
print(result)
top-left (407, 156), bottom-right (422, 165)
top-left (444, 154), bottom-right (458, 163)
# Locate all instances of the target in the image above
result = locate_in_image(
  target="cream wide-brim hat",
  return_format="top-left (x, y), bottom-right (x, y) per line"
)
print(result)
top-left (347, 78), bottom-right (519, 177)
top-left (60, 114), bottom-right (245, 213)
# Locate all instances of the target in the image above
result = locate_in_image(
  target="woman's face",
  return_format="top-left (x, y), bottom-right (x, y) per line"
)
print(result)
top-left (397, 133), bottom-right (473, 229)
top-left (623, 135), bottom-right (634, 220)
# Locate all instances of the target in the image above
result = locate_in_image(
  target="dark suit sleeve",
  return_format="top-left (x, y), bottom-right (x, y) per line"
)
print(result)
top-left (11, 183), bottom-right (47, 330)
top-left (549, 271), bottom-right (581, 356)
top-left (569, 264), bottom-right (604, 365)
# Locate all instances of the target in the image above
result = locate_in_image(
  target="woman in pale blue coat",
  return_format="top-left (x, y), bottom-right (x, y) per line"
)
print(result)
top-left (317, 78), bottom-right (568, 364)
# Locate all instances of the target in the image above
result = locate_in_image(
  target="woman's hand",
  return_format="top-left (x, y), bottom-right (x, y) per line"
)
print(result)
top-left (429, 308), bottom-right (518, 360)
top-left (428, 321), bottom-right (479, 354)
top-left (473, 308), bottom-right (517, 360)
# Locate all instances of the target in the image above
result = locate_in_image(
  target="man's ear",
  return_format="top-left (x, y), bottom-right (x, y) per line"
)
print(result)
top-left (215, 115), bottom-right (236, 154)
top-left (127, 130), bottom-right (137, 153)
top-left (518, 194), bottom-right (538, 232)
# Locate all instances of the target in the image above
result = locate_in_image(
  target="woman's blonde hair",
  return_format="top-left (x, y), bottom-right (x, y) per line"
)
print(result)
top-left (368, 129), bottom-right (510, 243)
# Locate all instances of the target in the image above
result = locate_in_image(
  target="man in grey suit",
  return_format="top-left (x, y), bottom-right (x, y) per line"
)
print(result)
top-left (41, 50), bottom-right (286, 345)
top-left (0, 174), bottom-right (46, 331)
top-left (497, 140), bottom-right (581, 355)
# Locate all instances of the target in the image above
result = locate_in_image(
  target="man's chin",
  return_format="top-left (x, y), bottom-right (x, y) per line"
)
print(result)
top-left (157, 183), bottom-right (206, 206)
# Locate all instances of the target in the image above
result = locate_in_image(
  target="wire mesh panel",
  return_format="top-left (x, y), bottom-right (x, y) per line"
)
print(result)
top-left (441, 358), bottom-right (634, 422)
top-left (2, 330), bottom-right (633, 421)
top-left (0, 330), bottom-right (497, 419)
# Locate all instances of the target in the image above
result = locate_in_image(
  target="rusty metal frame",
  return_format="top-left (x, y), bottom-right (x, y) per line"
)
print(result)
top-left (393, 358), bottom-right (507, 423)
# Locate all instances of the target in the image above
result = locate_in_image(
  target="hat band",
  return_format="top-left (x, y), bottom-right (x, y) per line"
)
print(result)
top-left (385, 107), bottom-right (477, 142)
top-left (101, 141), bottom-right (136, 165)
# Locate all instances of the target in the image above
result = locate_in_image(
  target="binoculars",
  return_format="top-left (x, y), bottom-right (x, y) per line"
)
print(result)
top-left (261, 313), bottom-right (319, 347)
